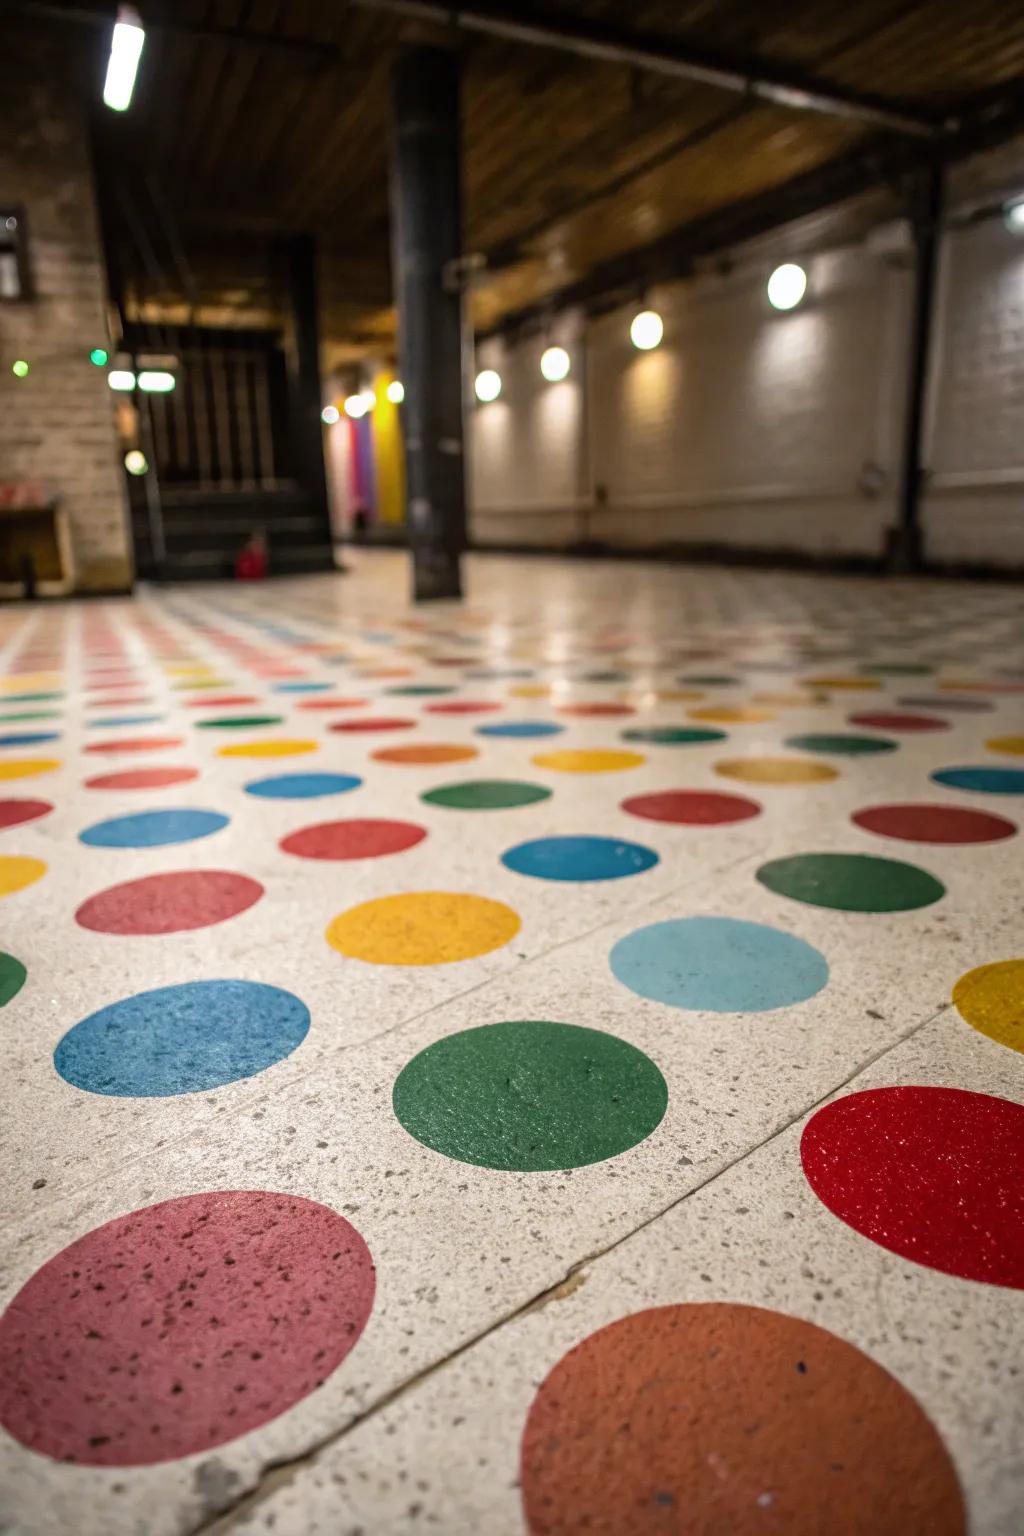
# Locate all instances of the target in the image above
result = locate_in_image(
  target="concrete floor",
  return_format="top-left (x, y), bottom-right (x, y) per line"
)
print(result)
top-left (0, 550), bottom-right (1022, 1535)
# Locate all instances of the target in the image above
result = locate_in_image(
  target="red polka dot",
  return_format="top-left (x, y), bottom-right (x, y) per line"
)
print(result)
top-left (559, 703), bottom-right (636, 717)
top-left (0, 798), bottom-right (53, 830)
top-left (424, 701), bottom-right (503, 715)
top-left (87, 694), bottom-right (150, 708)
top-left (184, 694), bottom-right (260, 708)
top-left (621, 789), bottom-right (761, 825)
top-left (280, 818), bottom-right (427, 860)
top-left (848, 712), bottom-right (950, 733)
top-left (329, 717), bottom-right (416, 733)
top-left (801, 1087), bottom-right (1024, 1288)
top-left (76, 870), bottom-right (263, 934)
top-left (85, 737), bottom-right (184, 755)
top-left (297, 697), bottom-right (369, 711)
top-left (84, 766), bottom-right (199, 791)
top-left (0, 1191), bottom-right (374, 1466)
top-left (852, 802), bottom-right (1017, 844)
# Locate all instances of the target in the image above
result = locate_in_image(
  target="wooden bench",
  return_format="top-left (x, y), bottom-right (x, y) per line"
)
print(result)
top-left (0, 483), bottom-right (74, 597)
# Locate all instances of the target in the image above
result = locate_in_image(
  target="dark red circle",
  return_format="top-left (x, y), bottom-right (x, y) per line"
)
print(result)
top-left (85, 737), bottom-right (184, 755)
top-left (559, 703), bottom-right (636, 717)
top-left (425, 701), bottom-right (502, 715)
top-left (329, 717), bottom-right (416, 733)
top-left (280, 817), bottom-right (427, 860)
top-left (852, 802), bottom-right (1017, 844)
top-left (801, 1087), bottom-right (1024, 1288)
top-left (76, 870), bottom-right (263, 934)
top-left (848, 712), bottom-right (949, 733)
top-left (0, 798), bottom-right (53, 830)
top-left (84, 766), bottom-right (199, 791)
top-left (0, 1190), bottom-right (375, 1466)
top-left (621, 789), bottom-right (762, 825)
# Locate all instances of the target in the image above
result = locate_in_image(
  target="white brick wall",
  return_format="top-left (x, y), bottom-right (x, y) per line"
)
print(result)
top-left (469, 137), bottom-right (1024, 570)
top-left (0, 26), bottom-right (132, 591)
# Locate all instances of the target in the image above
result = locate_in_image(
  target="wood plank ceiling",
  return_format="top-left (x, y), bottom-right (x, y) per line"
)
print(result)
top-left (58, 0), bottom-right (1024, 361)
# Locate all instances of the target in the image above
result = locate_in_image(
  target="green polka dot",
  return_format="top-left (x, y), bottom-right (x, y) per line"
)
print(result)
top-left (757, 852), bottom-right (944, 913)
top-left (785, 733), bottom-right (898, 756)
top-left (392, 1019), bottom-right (667, 1170)
top-left (195, 715), bottom-right (284, 729)
top-left (622, 727), bottom-right (726, 746)
top-left (421, 779), bottom-right (552, 810)
top-left (0, 952), bottom-right (26, 1007)
top-left (1, 692), bottom-right (62, 703)
top-left (0, 711), bottom-right (61, 722)
top-left (385, 685), bottom-right (455, 696)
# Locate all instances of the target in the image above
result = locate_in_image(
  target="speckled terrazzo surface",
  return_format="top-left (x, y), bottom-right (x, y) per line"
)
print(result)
top-left (0, 550), bottom-right (1022, 1535)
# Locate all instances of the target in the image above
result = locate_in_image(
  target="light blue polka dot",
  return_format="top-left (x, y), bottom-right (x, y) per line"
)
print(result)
top-left (271, 681), bottom-right (333, 694)
top-left (80, 808), bottom-right (228, 848)
top-left (245, 771), bottom-right (362, 799)
top-left (931, 766), bottom-right (1024, 795)
top-left (477, 721), bottom-right (565, 738)
top-left (54, 979), bottom-right (309, 1096)
top-left (610, 915), bottom-right (829, 1012)
top-left (502, 835), bottom-right (659, 882)
top-left (88, 714), bottom-right (164, 728)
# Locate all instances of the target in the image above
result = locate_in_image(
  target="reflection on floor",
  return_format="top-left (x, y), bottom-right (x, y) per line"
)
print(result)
top-left (0, 550), bottom-right (1022, 1535)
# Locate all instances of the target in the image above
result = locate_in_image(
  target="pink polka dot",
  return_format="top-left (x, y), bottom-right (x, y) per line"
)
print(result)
top-left (425, 701), bottom-right (503, 716)
top-left (85, 737), bottom-right (184, 756)
top-left (76, 870), bottom-right (263, 934)
top-left (0, 1191), bottom-right (375, 1465)
top-left (280, 818), bottom-right (427, 860)
top-left (184, 695), bottom-right (260, 709)
top-left (84, 767), bottom-right (200, 791)
top-left (297, 697), bottom-right (370, 712)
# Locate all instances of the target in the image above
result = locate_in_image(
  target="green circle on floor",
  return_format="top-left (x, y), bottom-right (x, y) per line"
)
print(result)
top-left (0, 951), bottom-right (26, 1007)
top-left (757, 852), bottom-right (945, 912)
top-left (421, 779), bottom-right (552, 810)
top-left (195, 715), bottom-right (284, 729)
top-left (392, 1019), bottom-right (667, 1170)
top-left (785, 733), bottom-right (898, 756)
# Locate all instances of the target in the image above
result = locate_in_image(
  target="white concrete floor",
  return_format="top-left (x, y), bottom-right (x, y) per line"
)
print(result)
top-left (0, 551), bottom-right (1021, 1535)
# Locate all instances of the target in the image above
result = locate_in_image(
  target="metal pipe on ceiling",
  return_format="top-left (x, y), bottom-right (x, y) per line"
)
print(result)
top-left (348, 0), bottom-right (942, 138)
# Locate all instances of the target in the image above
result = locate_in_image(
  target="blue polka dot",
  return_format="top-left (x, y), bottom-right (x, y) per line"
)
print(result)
top-left (79, 808), bottom-right (229, 848)
top-left (931, 766), bottom-right (1024, 795)
top-left (477, 721), bottom-right (565, 738)
top-left (88, 714), bottom-right (164, 728)
top-left (244, 772), bottom-right (362, 799)
top-left (54, 979), bottom-right (309, 1096)
top-left (0, 732), bottom-right (59, 746)
top-left (271, 681), bottom-right (333, 693)
top-left (502, 834), bottom-right (659, 882)
top-left (610, 915), bottom-right (829, 1012)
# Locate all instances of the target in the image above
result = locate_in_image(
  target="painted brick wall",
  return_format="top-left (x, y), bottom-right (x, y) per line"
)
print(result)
top-left (0, 24), bottom-right (132, 592)
top-left (470, 136), bottom-right (1024, 569)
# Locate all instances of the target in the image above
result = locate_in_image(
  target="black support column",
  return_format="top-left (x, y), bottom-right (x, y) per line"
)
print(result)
top-left (283, 233), bottom-right (331, 537)
top-left (890, 162), bottom-right (944, 572)
top-left (390, 46), bottom-right (467, 600)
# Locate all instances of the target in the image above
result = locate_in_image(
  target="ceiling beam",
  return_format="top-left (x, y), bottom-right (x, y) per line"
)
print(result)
top-left (349, 0), bottom-right (942, 138)
top-left (5, 1), bottom-right (340, 65)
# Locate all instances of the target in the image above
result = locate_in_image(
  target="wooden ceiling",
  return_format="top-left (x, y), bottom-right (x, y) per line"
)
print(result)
top-left (21, 0), bottom-right (1024, 360)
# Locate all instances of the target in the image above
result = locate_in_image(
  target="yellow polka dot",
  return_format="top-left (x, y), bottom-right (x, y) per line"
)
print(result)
top-left (688, 706), bottom-right (776, 724)
top-left (752, 692), bottom-right (824, 708)
top-left (165, 664), bottom-right (217, 677)
top-left (326, 891), bottom-right (520, 965)
top-left (715, 756), bottom-right (838, 785)
top-left (532, 749), bottom-right (645, 774)
top-left (987, 736), bottom-right (1024, 756)
top-left (510, 684), bottom-right (550, 698)
top-left (0, 757), bottom-right (60, 781)
top-left (218, 739), bottom-right (318, 758)
top-left (173, 679), bottom-right (232, 691)
top-left (803, 676), bottom-right (881, 690)
top-left (0, 855), bottom-right (47, 897)
top-left (1, 673), bottom-right (61, 691)
top-left (953, 959), bottom-right (1024, 1054)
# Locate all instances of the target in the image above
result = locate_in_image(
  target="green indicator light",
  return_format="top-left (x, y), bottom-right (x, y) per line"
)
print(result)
top-left (90, 348), bottom-right (109, 366)
top-left (12, 360), bottom-right (29, 378)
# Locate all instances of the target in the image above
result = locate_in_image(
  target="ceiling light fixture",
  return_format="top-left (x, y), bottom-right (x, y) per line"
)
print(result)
top-left (386, 379), bottom-right (405, 404)
top-left (766, 263), bottom-right (808, 311)
top-left (108, 369), bottom-right (136, 391)
top-left (540, 345), bottom-right (570, 381)
top-left (630, 309), bottom-right (663, 350)
top-left (344, 394), bottom-right (368, 419)
top-left (475, 368), bottom-right (502, 402)
top-left (103, 5), bottom-right (145, 112)
top-left (137, 370), bottom-right (175, 393)
top-left (321, 404), bottom-right (340, 424)
top-left (1003, 198), bottom-right (1024, 234)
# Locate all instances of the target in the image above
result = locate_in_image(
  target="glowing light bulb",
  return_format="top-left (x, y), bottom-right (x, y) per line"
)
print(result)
top-left (1003, 198), bottom-right (1024, 234)
top-left (103, 6), bottom-right (145, 112)
top-left (108, 369), bottom-right (136, 390)
top-left (540, 345), bottom-right (570, 381)
top-left (90, 347), bottom-right (109, 367)
top-left (11, 359), bottom-right (29, 378)
top-left (344, 394), bottom-right (368, 419)
top-left (137, 370), bottom-right (175, 392)
top-left (124, 449), bottom-right (148, 475)
top-left (321, 404), bottom-right (340, 424)
top-left (386, 379), bottom-right (405, 404)
top-left (630, 310), bottom-right (663, 350)
top-left (475, 368), bottom-right (502, 402)
top-left (767, 263), bottom-right (807, 311)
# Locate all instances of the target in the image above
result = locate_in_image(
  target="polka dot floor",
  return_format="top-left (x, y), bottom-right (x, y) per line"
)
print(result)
top-left (0, 550), bottom-right (1022, 1536)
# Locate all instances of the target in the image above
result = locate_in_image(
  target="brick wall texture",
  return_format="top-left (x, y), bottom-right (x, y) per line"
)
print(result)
top-left (0, 24), bottom-right (132, 592)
